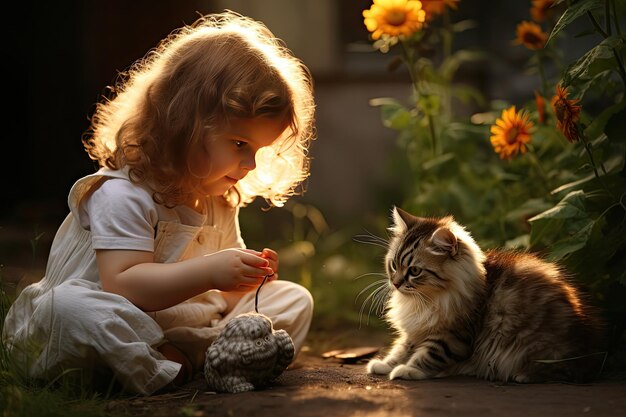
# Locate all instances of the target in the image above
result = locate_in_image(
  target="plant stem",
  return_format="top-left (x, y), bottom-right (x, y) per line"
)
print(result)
top-left (612, 0), bottom-right (622, 35)
top-left (537, 50), bottom-right (549, 97)
top-left (587, 11), bottom-right (609, 38)
top-left (579, 131), bottom-right (600, 179)
top-left (400, 40), bottom-right (439, 156)
top-left (442, 8), bottom-right (453, 117)
top-left (400, 40), bottom-right (419, 92)
top-left (443, 8), bottom-right (452, 60)
top-left (527, 146), bottom-right (551, 193)
top-left (605, 0), bottom-right (612, 36)
top-left (586, 9), bottom-right (626, 87)
top-left (427, 114), bottom-right (437, 155)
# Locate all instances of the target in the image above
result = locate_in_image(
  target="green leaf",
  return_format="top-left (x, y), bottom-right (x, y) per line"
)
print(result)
top-left (422, 153), bottom-right (455, 170)
top-left (369, 98), bottom-right (415, 131)
top-left (380, 105), bottom-right (414, 130)
top-left (529, 190), bottom-right (587, 221)
top-left (563, 36), bottom-right (625, 89)
top-left (451, 19), bottom-right (478, 34)
top-left (547, 0), bottom-right (603, 45)
top-left (528, 190), bottom-right (589, 246)
top-left (505, 198), bottom-right (554, 223)
top-left (440, 50), bottom-right (487, 81)
top-left (604, 106), bottom-right (626, 144)
top-left (561, 208), bottom-right (626, 288)
top-left (550, 174), bottom-right (596, 195)
top-left (369, 97), bottom-right (402, 107)
top-left (451, 84), bottom-right (487, 106)
top-left (584, 99), bottom-right (626, 140)
top-left (548, 218), bottom-right (595, 260)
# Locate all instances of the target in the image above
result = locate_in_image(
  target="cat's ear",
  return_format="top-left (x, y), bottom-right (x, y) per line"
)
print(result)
top-left (430, 227), bottom-right (458, 256)
top-left (389, 206), bottom-right (415, 234)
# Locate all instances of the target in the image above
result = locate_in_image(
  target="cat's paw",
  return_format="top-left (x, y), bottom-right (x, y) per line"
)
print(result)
top-left (389, 364), bottom-right (428, 380)
top-left (367, 359), bottom-right (393, 375)
top-left (512, 374), bottom-right (531, 383)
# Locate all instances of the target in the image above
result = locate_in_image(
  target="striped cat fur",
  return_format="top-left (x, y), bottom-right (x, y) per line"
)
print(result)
top-left (367, 207), bottom-right (605, 383)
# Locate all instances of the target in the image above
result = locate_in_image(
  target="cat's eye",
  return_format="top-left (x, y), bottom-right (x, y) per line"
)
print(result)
top-left (408, 266), bottom-right (422, 277)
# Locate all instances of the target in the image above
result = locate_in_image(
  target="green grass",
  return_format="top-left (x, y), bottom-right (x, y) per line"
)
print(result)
top-left (1, 276), bottom-right (116, 417)
top-left (0, 231), bottom-right (119, 417)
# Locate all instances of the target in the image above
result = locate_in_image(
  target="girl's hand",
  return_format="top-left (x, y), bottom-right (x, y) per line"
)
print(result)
top-left (261, 248), bottom-right (279, 281)
top-left (242, 248), bottom-right (279, 281)
top-left (205, 248), bottom-right (273, 292)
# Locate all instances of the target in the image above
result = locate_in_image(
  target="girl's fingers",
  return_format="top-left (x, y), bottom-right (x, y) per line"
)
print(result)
top-left (261, 248), bottom-right (278, 261)
top-left (235, 283), bottom-right (258, 292)
top-left (242, 264), bottom-right (273, 278)
top-left (241, 248), bottom-right (263, 256)
top-left (239, 250), bottom-right (269, 267)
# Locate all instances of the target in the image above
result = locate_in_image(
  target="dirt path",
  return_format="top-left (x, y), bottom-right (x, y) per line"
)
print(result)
top-left (105, 351), bottom-right (626, 417)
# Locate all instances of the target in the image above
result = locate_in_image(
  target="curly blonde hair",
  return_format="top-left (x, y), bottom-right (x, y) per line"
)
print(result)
top-left (82, 11), bottom-right (315, 207)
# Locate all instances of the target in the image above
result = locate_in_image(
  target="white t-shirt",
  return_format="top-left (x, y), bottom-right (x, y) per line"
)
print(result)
top-left (78, 178), bottom-right (223, 252)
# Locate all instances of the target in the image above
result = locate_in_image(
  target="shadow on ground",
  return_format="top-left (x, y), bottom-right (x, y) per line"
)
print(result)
top-left (105, 351), bottom-right (626, 417)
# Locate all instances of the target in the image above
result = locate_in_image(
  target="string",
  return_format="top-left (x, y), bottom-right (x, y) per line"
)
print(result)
top-left (254, 273), bottom-right (273, 313)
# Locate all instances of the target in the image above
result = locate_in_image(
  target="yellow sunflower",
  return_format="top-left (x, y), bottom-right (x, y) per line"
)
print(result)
top-left (490, 106), bottom-right (534, 160)
top-left (551, 84), bottom-right (581, 143)
top-left (531, 0), bottom-right (556, 23)
top-left (421, 0), bottom-right (459, 20)
top-left (363, 0), bottom-right (426, 40)
top-left (513, 21), bottom-right (547, 50)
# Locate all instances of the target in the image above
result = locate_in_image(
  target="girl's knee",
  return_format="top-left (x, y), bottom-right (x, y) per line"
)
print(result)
top-left (294, 284), bottom-right (313, 319)
top-left (271, 280), bottom-right (313, 317)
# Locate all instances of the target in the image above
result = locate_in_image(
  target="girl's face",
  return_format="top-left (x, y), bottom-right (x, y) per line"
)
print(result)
top-left (190, 116), bottom-right (287, 196)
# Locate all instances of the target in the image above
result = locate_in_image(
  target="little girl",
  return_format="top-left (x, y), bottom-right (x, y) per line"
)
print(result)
top-left (3, 11), bottom-right (315, 395)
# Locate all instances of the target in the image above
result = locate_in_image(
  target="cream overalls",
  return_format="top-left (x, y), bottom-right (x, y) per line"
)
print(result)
top-left (2, 168), bottom-right (313, 395)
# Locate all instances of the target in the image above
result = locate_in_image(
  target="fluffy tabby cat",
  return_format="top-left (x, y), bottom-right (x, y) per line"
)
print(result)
top-left (366, 207), bottom-right (605, 383)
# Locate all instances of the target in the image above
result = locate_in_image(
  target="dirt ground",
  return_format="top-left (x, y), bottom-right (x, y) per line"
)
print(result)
top-left (104, 349), bottom-right (626, 417)
top-left (2, 229), bottom-right (625, 417)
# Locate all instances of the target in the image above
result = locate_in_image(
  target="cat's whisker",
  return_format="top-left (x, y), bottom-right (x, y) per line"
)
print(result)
top-left (358, 281), bottom-right (389, 327)
top-left (352, 272), bottom-right (387, 282)
top-left (353, 230), bottom-right (389, 249)
top-left (352, 239), bottom-right (388, 250)
top-left (358, 282), bottom-right (386, 317)
top-left (371, 287), bottom-right (391, 322)
top-left (372, 286), bottom-right (390, 316)
top-left (368, 284), bottom-right (389, 318)
top-left (358, 291), bottom-right (377, 328)
top-left (355, 279), bottom-right (388, 302)
top-left (358, 228), bottom-right (389, 242)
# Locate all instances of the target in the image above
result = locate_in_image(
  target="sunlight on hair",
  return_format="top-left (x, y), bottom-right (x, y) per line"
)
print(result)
top-left (85, 10), bottom-right (315, 207)
top-left (239, 137), bottom-right (308, 207)
top-left (176, 13), bottom-right (314, 206)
